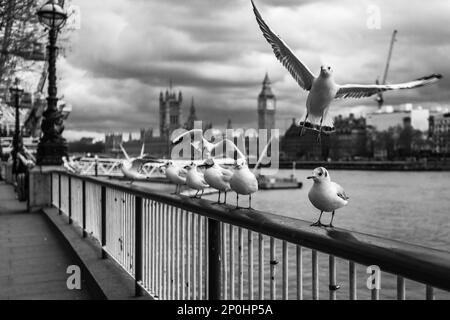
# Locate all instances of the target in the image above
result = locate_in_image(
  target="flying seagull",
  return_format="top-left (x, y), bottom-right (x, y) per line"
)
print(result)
top-left (251, 0), bottom-right (442, 141)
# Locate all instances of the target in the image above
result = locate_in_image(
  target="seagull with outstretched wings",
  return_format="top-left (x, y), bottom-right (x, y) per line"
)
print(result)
top-left (251, 0), bottom-right (442, 141)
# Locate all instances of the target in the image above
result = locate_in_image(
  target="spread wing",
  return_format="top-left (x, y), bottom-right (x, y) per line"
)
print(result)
top-left (251, 0), bottom-right (315, 91)
top-left (335, 74), bottom-right (442, 99)
top-left (332, 182), bottom-right (349, 201)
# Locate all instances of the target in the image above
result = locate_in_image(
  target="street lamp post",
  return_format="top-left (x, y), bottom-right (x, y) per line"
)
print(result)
top-left (36, 0), bottom-right (68, 165)
top-left (9, 78), bottom-right (24, 175)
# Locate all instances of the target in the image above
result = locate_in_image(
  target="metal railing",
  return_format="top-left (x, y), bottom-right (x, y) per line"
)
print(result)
top-left (49, 170), bottom-right (450, 300)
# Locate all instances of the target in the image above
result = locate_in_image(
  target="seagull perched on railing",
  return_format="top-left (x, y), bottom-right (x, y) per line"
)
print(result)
top-left (251, 0), bottom-right (442, 142)
top-left (229, 136), bottom-right (274, 209)
top-left (203, 158), bottom-right (234, 204)
top-left (307, 167), bottom-right (348, 227)
top-left (160, 161), bottom-right (186, 194)
top-left (184, 162), bottom-right (209, 198)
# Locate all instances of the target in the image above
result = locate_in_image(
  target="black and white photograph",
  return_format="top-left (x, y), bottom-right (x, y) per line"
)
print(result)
top-left (0, 0), bottom-right (449, 309)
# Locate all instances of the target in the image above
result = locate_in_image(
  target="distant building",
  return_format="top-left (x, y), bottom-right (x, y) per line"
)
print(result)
top-left (429, 112), bottom-right (450, 154)
top-left (185, 97), bottom-right (198, 130)
top-left (104, 133), bottom-right (123, 154)
top-left (258, 73), bottom-right (276, 136)
top-left (366, 104), bottom-right (430, 132)
top-left (159, 87), bottom-right (183, 138)
top-left (281, 118), bottom-right (330, 161)
top-left (329, 114), bottom-right (369, 160)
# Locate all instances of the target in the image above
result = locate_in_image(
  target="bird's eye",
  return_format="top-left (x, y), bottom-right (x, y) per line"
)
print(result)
top-left (318, 173), bottom-right (322, 176)
top-left (328, 67), bottom-right (331, 70)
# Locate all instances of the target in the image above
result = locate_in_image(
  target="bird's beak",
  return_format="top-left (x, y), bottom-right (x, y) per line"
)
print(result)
top-left (307, 176), bottom-right (314, 179)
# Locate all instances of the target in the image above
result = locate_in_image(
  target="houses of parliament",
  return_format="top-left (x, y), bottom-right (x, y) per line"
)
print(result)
top-left (104, 75), bottom-right (276, 158)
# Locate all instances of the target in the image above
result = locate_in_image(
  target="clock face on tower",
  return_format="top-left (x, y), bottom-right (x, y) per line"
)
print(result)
top-left (266, 98), bottom-right (275, 110)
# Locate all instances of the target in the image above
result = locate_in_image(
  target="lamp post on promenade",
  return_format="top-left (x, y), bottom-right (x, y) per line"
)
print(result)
top-left (9, 78), bottom-right (24, 175)
top-left (36, 0), bottom-right (68, 165)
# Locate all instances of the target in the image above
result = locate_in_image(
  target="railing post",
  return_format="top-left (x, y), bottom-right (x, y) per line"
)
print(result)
top-left (135, 196), bottom-right (143, 297)
top-left (101, 186), bottom-right (107, 259)
top-left (50, 173), bottom-right (53, 206)
top-left (82, 180), bottom-right (87, 238)
top-left (208, 218), bottom-right (221, 300)
top-left (58, 174), bottom-right (61, 215)
top-left (68, 176), bottom-right (72, 224)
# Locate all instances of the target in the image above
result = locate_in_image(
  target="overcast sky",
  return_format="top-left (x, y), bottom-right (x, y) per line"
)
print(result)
top-left (58, 0), bottom-right (450, 141)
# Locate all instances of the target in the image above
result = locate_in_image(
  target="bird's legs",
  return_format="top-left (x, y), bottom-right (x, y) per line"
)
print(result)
top-left (327, 211), bottom-right (335, 228)
top-left (224, 191), bottom-right (227, 204)
top-left (212, 191), bottom-right (221, 205)
top-left (191, 190), bottom-right (199, 198)
top-left (248, 194), bottom-right (253, 209)
top-left (316, 115), bottom-right (324, 143)
top-left (299, 112), bottom-right (309, 136)
top-left (236, 194), bottom-right (240, 209)
top-left (171, 184), bottom-right (178, 195)
top-left (198, 189), bottom-right (204, 199)
top-left (311, 211), bottom-right (325, 227)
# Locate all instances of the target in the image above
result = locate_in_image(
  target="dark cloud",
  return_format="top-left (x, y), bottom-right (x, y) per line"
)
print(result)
top-left (59, 0), bottom-right (450, 140)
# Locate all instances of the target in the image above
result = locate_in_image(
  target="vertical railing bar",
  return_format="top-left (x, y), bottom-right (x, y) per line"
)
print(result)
top-left (397, 276), bottom-right (405, 300)
top-left (205, 217), bottom-right (209, 299)
top-left (186, 211), bottom-right (191, 300)
top-left (238, 227), bottom-right (244, 300)
top-left (312, 250), bottom-right (318, 300)
top-left (222, 223), bottom-right (228, 300)
top-left (426, 285), bottom-right (434, 300)
top-left (181, 210), bottom-right (186, 300)
top-left (349, 261), bottom-right (356, 300)
top-left (258, 233), bottom-right (264, 300)
top-left (171, 206), bottom-right (175, 300)
top-left (101, 186), bottom-right (107, 259)
top-left (164, 204), bottom-right (169, 299)
top-left (82, 180), bottom-right (87, 238)
top-left (192, 212), bottom-right (197, 300)
top-left (230, 224), bottom-right (235, 300)
top-left (329, 255), bottom-right (337, 300)
top-left (269, 237), bottom-right (276, 300)
top-left (68, 176), bottom-right (72, 224)
top-left (197, 214), bottom-right (202, 300)
top-left (157, 202), bottom-right (162, 299)
top-left (143, 200), bottom-right (147, 291)
top-left (208, 218), bottom-right (221, 300)
top-left (151, 201), bottom-right (155, 295)
top-left (176, 208), bottom-right (181, 300)
top-left (296, 246), bottom-right (303, 300)
top-left (58, 174), bottom-right (61, 214)
top-left (134, 196), bottom-right (143, 296)
top-left (282, 240), bottom-right (288, 300)
top-left (248, 230), bottom-right (254, 300)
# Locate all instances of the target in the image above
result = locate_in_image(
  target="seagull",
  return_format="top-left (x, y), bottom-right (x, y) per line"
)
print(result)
top-left (229, 159), bottom-right (259, 209)
top-left (307, 167), bottom-right (348, 227)
top-left (203, 158), bottom-right (233, 204)
top-left (160, 161), bottom-right (187, 194)
top-left (251, 0), bottom-right (442, 142)
top-left (229, 136), bottom-right (274, 209)
top-left (184, 162), bottom-right (209, 198)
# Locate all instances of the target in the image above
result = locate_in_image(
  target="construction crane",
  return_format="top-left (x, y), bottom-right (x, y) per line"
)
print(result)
top-left (376, 30), bottom-right (397, 109)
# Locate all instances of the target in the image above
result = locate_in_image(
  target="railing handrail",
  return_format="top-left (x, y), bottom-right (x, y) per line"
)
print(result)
top-left (52, 169), bottom-right (450, 292)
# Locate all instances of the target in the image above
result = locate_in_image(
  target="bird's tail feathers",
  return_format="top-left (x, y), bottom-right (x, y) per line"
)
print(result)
top-left (296, 113), bottom-right (335, 134)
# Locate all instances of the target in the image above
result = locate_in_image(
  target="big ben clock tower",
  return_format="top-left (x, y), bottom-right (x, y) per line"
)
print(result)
top-left (258, 73), bottom-right (276, 133)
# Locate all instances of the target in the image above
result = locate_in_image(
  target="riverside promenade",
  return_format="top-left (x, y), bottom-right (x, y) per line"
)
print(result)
top-left (0, 181), bottom-right (93, 299)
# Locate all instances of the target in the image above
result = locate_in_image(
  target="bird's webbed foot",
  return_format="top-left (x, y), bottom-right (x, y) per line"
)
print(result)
top-left (310, 221), bottom-right (325, 227)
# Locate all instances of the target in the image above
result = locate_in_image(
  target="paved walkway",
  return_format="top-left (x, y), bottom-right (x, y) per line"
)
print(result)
top-left (0, 181), bottom-right (93, 300)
